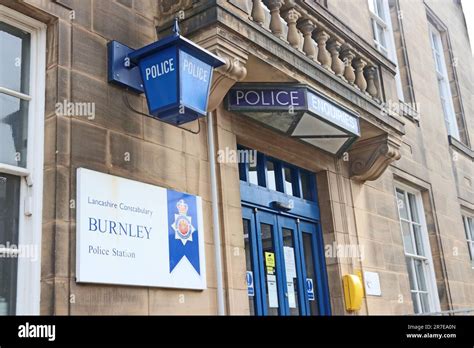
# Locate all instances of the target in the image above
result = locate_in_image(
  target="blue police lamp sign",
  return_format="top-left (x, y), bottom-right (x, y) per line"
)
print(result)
top-left (76, 168), bottom-right (206, 290)
top-left (108, 22), bottom-right (225, 126)
top-left (138, 46), bottom-right (178, 117)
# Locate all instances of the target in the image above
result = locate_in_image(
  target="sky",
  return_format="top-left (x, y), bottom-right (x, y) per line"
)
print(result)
top-left (462, 0), bottom-right (474, 55)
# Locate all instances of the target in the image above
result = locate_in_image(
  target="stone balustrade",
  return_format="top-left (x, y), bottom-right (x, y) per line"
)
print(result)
top-left (250, 0), bottom-right (383, 102)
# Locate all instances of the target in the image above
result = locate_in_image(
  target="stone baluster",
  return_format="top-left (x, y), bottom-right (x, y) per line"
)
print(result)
top-left (354, 58), bottom-right (368, 92)
top-left (365, 66), bottom-right (379, 98)
top-left (251, 0), bottom-right (266, 26)
top-left (314, 29), bottom-right (331, 70)
top-left (327, 39), bottom-right (345, 77)
top-left (282, 8), bottom-right (302, 49)
top-left (266, 0), bottom-right (285, 39)
top-left (340, 48), bottom-right (356, 85)
top-left (298, 19), bottom-right (318, 61)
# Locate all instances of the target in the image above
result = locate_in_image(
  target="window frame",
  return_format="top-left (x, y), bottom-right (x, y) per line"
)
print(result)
top-left (463, 215), bottom-right (474, 268)
top-left (368, 0), bottom-right (405, 102)
top-left (238, 146), bottom-right (317, 202)
top-left (0, 5), bottom-right (46, 315)
top-left (428, 22), bottom-right (460, 140)
top-left (394, 183), bottom-right (440, 314)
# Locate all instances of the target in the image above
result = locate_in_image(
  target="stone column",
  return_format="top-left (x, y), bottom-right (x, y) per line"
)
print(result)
top-left (315, 29), bottom-right (331, 70)
top-left (266, 0), bottom-right (285, 39)
top-left (365, 66), bottom-right (379, 98)
top-left (298, 19), bottom-right (318, 62)
top-left (282, 8), bottom-right (302, 49)
top-left (354, 58), bottom-right (368, 92)
top-left (327, 39), bottom-right (345, 77)
top-left (340, 48), bottom-right (356, 85)
top-left (251, 0), bottom-right (266, 26)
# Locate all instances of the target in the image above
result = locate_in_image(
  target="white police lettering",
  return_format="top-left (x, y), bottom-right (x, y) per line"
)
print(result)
top-left (235, 90), bottom-right (301, 107)
top-left (183, 58), bottom-right (209, 82)
top-left (145, 58), bottom-right (175, 80)
top-left (310, 93), bottom-right (357, 132)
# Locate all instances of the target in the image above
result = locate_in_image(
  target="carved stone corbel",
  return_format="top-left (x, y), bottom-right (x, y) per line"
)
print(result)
top-left (191, 27), bottom-right (249, 112)
top-left (349, 134), bottom-right (402, 181)
top-left (208, 53), bottom-right (248, 111)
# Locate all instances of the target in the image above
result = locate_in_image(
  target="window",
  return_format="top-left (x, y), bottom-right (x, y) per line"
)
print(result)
top-left (238, 146), bottom-right (316, 202)
top-left (463, 216), bottom-right (474, 267)
top-left (428, 23), bottom-right (460, 140)
top-left (395, 186), bottom-right (439, 314)
top-left (368, 0), bottom-right (404, 101)
top-left (0, 6), bottom-right (46, 315)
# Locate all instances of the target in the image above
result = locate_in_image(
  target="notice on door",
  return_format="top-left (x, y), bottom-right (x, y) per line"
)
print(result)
top-left (267, 274), bottom-right (279, 308)
top-left (287, 281), bottom-right (296, 308)
top-left (265, 252), bottom-right (275, 267)
top-left (283, 246), bottom-right (296, 279)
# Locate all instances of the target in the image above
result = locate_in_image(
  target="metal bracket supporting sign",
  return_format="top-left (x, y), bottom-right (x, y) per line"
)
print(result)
top-left (107, 40), bottom-right (144, 94)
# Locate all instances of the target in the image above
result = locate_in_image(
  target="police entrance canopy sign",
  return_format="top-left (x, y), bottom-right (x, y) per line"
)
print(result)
top-left (226, 84), bottom-right (360, 156)
top-left (76, 168), bottom-right (206, 290)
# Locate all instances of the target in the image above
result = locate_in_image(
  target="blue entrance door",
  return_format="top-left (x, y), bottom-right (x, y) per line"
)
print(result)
top-left (242, 207), bottom-right (330, 316)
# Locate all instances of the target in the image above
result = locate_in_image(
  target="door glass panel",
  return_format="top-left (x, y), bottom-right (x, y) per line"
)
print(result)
top-left (243, 218), bottom-right (255, 315)
top-left (248, 161), bottom-right (258, 185)
top-left (282, 227), bottom-right (299, 315)
top-left (0, 22), bottom-right (30, 94)
top-left (283, 167), bottom-right (293, 196)
top-left (303, 232), bottom-right (319, 315)
top-left (0, 94), bottom-right (29, 168)
top-left (300, 171), bottom-right (313, 201)
top-left (261, 223), bottom-right (279, 315)
top-left (266, 161), bottom-right (277, 191)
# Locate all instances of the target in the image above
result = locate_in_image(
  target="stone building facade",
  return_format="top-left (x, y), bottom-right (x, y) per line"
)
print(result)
top-left (0, 0), bottom-right (472, 315)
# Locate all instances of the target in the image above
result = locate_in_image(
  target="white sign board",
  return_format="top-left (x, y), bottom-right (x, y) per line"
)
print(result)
top-left (76, 168), bottom-right (206, 289)
top-left (363, 271), bottom-right (381, 296)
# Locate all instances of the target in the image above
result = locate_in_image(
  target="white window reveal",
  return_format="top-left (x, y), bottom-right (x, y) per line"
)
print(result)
top-left (463, 216), bottom-right (474, 267)
top-left (0, 5), bottom-right (46, 315)
top-left (428, 23), bottom-right (460, 139)
top-left (368, 0), bottom-right (404, 101)
top-left (395, 186), bottom-right (440, 314)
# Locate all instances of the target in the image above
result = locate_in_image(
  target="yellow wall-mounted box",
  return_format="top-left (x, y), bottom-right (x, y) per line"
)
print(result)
top-left (343, 274), bottom-right (363, 311)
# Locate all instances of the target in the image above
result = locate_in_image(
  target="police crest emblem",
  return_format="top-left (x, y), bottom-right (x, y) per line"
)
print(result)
top-left (171, 199), bottom-right (195, 245)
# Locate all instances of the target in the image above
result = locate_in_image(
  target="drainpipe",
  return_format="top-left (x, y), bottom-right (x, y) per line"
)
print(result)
top-left (207, 111), bottom-right (225, 315)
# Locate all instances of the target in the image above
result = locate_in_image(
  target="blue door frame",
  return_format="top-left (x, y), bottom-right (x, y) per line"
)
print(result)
top-left (239, 146), bottom-right (331, 316)
top-left (242, 205), bottom-right (331, 316)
